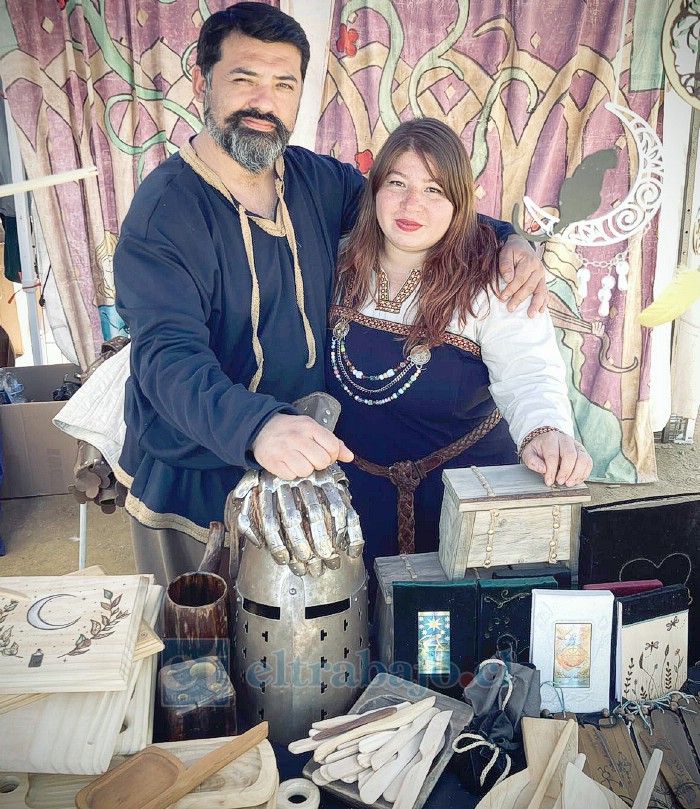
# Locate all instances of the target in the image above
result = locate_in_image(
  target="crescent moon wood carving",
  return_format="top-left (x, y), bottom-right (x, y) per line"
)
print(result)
top-left (26, 594), bottom-right (81, 630)
top-left (522, 102), bottom-right (664, 246)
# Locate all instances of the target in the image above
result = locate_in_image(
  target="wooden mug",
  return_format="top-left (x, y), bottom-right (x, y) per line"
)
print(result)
top-left (161, 522), bottom-right (230, 669)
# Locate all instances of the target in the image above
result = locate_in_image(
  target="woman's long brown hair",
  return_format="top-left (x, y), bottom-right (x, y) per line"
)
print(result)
top-left (334, 118), bottom-right (501, 352)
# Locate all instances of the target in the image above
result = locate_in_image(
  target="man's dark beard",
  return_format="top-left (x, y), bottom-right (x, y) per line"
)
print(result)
top-left (205, 106), bottom-right (291, 174)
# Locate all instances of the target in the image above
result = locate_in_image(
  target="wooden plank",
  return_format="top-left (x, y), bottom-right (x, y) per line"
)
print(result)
top-left (0, 166), bottom-right (97, 199)
top-left (113, 586), bottom-right (164, 755)
top-left (0, 575), bottom-right (149, 693)
top-left (302, 674), bottom-right (473, 809)
top-left (634, 715), bottom-right (699, 809)
top-left (578, 723), bottom-right (645, 806)
top-left (679, 706), bottom-right (700, 763)
top-left (0, 580), bottom-right (161, 773)
top-left (634, 721), bottom-right (677, 809)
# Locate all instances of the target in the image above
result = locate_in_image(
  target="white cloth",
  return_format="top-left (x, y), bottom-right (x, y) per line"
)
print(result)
top-left (52, 344), bottom-right (130, 470)
top-left (360, 282), bottom-right (574, 448)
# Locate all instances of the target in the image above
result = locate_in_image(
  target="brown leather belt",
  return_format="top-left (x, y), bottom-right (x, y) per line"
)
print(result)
top-left (352, 408), bottom-right (503, 555)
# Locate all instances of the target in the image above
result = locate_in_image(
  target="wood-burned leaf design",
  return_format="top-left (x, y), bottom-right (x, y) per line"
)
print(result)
top-left (76, 634), bottom-right (91, 650)
top-left (8, 642), bottom-right (18, 656)
top-left (1, 627), bottom-right (12, 644)
top-left (60, 588), bottom-right (130, 657)
top-left (665, 644), bottom-right (670, 656)
top-left (639, 652), bottom-right (644, 669)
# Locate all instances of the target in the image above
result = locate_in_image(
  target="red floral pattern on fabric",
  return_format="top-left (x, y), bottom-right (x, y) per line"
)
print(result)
top-left (337, 24), bottom-right (359, 57)
top-left (355, 149), bottom-right (374, 174)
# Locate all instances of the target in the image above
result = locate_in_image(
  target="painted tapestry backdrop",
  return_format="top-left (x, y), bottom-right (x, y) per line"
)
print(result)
top-left (317, 0), bottom-right (664, 484)
top-left (0, 0), bottom-right (262, 369)
top-left (0, 0), bottom-right (663, 483)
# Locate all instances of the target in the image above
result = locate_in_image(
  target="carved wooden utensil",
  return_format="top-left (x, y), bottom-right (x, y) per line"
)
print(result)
top-left (561, 763), bottom-right (609, 809)
top-left (393, 710), bottom-right (454, 809)
top-left (74, 722), bottom-right (268, 809)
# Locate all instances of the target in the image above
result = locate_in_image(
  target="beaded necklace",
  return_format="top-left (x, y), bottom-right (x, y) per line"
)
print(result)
top-left (330, 320), bottom-right (431, 406)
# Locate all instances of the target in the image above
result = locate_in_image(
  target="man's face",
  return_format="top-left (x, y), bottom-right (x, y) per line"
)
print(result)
top-left (195, 32), bottom-right (303, 174)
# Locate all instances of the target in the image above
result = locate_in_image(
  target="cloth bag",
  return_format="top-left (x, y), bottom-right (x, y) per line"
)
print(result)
top-left (451, 658), bottom-right (541, 797)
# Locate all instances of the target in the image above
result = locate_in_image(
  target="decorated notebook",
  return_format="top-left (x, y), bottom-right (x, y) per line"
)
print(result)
top-left (578, 494), bottom-right (700, 660)
top-left (615, 584), bottom-right (690, 702)
top-left (477, 576), bottom-right (558, 663)
top-left (392, 577), bottom-right (478, 697)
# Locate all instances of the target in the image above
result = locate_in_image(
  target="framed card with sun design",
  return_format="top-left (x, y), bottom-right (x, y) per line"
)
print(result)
top-left (0, 575), bottom-right (149, 692)
top-left (530, 589), bottom-right (614, 713)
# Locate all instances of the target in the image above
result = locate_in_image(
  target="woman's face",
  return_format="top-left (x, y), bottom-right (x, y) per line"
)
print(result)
top-left (375, 150), bottom-right (455, 260)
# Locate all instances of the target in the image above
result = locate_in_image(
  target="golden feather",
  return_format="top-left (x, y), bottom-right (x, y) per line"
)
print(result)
top-left (638, 267), bottom-right (700, 327)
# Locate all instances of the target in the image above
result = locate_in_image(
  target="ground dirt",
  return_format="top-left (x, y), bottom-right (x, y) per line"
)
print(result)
top-left (1, 429), bottom-right (699, 577)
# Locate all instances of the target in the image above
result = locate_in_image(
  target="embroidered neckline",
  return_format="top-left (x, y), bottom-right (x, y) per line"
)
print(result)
top-left (376, 267), bottom-right (422, 313)
top-left (330, 305), bottom-right (482, 358)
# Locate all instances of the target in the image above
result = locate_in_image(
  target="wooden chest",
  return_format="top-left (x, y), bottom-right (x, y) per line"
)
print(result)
top-left (439, 464), bottom-right (590, 579)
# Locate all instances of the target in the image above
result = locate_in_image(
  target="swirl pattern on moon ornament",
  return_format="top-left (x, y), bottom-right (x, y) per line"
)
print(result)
top-left (523, 103), bottom-right (664, 246)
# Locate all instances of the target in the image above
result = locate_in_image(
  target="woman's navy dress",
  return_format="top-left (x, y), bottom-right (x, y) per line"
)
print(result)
top-left (326, 309), bottom-right (517, 572)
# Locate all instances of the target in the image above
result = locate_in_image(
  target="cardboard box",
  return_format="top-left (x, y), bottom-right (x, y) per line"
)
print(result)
top-left (0, 363), bottom-right (81, 498)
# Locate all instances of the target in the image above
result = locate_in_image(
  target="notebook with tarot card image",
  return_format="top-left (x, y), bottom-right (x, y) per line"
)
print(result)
top-left (615, 583), bottom-right (690, 702)
top-left (392, 578), bottom-right (478, 698)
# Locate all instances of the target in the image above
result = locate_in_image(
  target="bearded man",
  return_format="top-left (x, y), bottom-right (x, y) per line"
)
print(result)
top-left (113, 3), bottom-right (546, 586)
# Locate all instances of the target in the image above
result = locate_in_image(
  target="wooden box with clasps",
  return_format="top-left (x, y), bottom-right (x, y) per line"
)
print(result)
top-left (438, 464), bottom-right (590, 580)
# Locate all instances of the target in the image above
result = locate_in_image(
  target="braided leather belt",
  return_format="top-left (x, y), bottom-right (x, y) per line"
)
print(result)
top-left (353, 408), bottom-right (503, 555)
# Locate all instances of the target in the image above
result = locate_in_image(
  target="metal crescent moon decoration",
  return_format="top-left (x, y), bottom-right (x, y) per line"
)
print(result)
top-left (523, 102), bottom-right (664, 246)
top-left (26, 594), bottom-right (81, 631)
top-left (662, 0), bottom-right (700, 111)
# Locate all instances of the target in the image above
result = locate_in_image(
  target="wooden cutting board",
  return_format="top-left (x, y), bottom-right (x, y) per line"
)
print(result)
top-left (578, 723), bottom-right (644, 805)
top-left (0, 738), bottom-right (278, 809)
top-left (0, 575), bottom-right (149, 693)
top-left (0, 568), bottom-right (161, 715)
top-left (634, 714), bottom-right (700, 809)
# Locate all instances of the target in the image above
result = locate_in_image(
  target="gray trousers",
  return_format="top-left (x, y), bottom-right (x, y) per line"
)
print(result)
top-left (129, 517), bottom-right (230, 589)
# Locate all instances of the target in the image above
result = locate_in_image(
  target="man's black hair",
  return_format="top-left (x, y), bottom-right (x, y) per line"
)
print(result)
top-left (196, 2), bottom-right (310, 82)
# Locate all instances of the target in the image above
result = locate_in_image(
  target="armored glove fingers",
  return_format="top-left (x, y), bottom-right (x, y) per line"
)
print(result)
top-left (224, 463), bottom-right (364, 578)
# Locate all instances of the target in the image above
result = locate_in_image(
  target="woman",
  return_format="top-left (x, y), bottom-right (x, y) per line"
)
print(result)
top-left (326, 118), bottom-right (592, 567)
